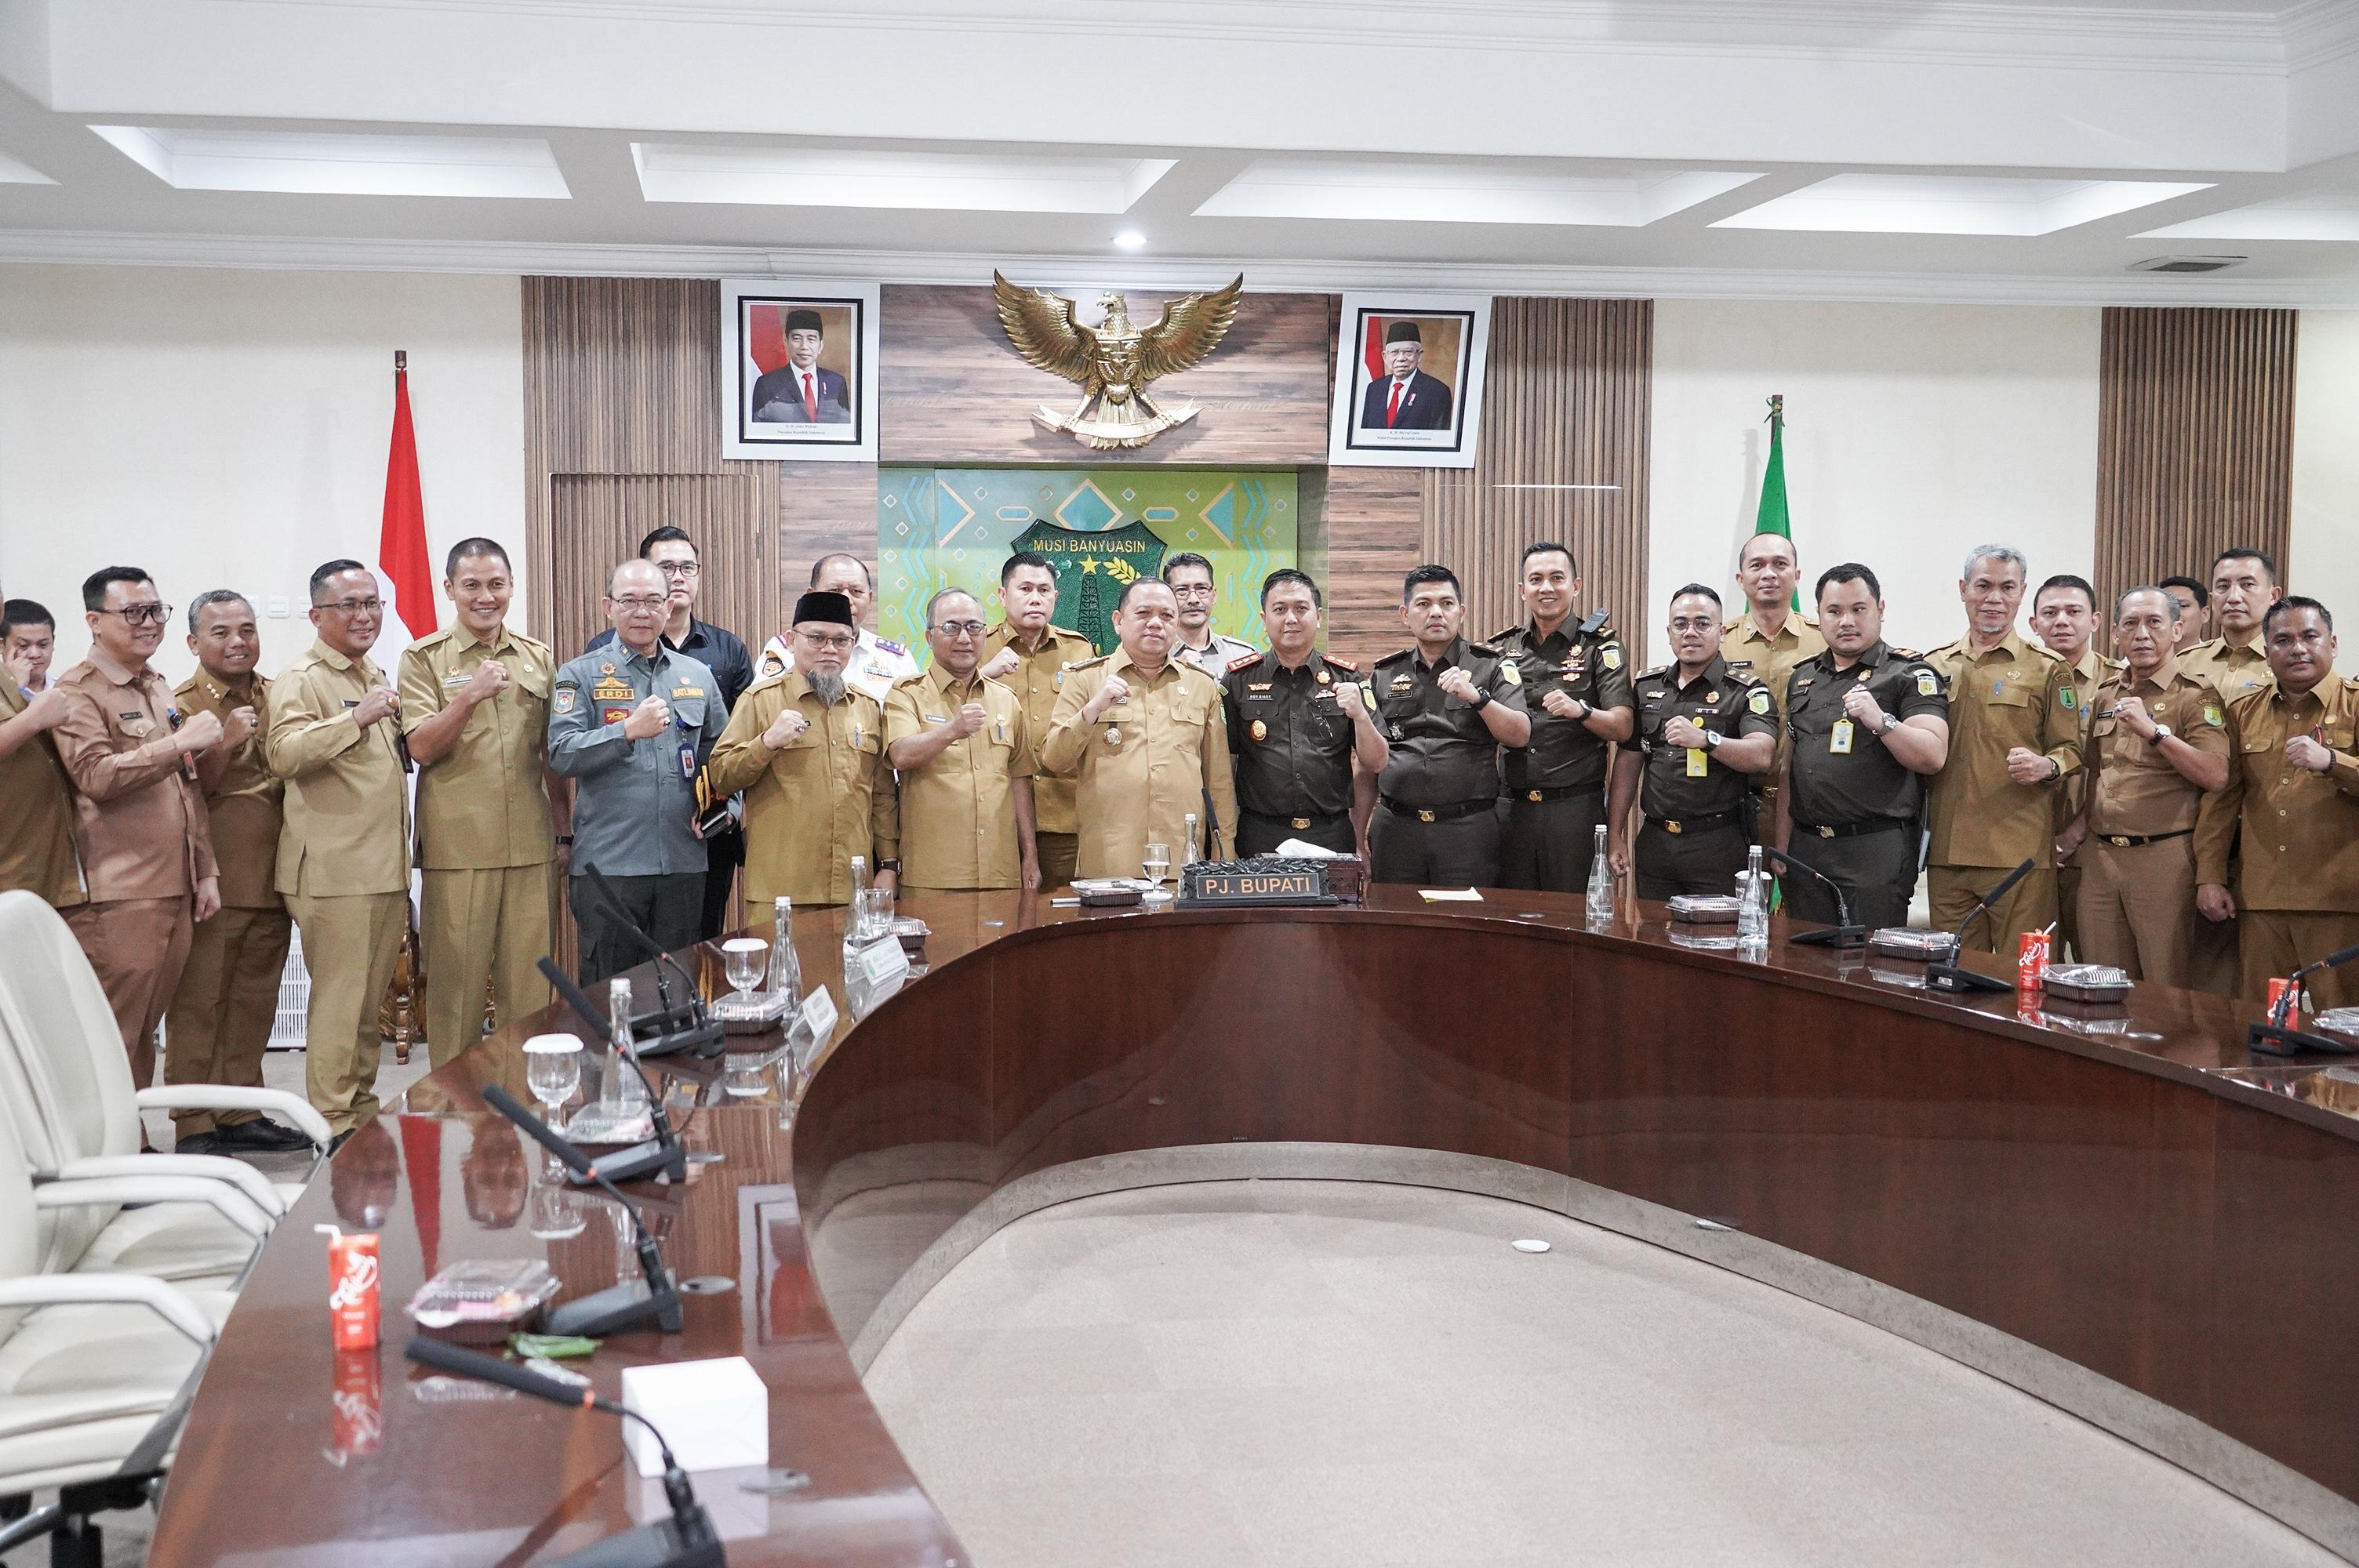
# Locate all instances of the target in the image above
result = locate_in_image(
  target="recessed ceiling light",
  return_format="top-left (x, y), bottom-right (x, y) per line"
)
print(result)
top-left (1712, 174), bottom-right (2212, 237)
top-left (89, 125), bottom-right (569, 200)
top-left (0, 152), bottom-right (55, 186)
top-left (632, 145), bottom-right (1172, 214)
top-left (1113, 230), bottom-right (1147, 250)
top-left (1197, 161), bottom-right (1757, 227)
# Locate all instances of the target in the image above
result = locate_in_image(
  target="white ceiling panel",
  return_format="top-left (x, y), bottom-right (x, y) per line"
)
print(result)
top-left (1714, 174), bottom-right (2215, 237)
top-left (632, 145), bottom-right (1172, 213)
top-left (1195, 162), bottom-right (1759, 227)
top-left (89, 125), bottom-right (570, 199)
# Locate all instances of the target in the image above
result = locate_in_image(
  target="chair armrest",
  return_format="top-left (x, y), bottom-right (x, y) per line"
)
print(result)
top-left (49, 1155), bottom-right (285, 1219)
top-left (135, 1086), bottom-right (333, 1146)
top-left (33, 1175), bottom-right (272, 1238)
top-left (0, 1272), bottom-right (218, 1345)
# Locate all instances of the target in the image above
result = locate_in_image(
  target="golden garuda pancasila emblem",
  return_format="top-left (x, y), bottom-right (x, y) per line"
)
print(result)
top-left (992, 271), bottom-right (1245, 450)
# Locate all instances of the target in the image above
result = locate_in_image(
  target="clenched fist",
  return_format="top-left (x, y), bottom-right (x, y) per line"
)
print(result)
top-left (222, 704), bottom-right (260, 749)
top-left (463, 659), bottom-right (512, 703)
top-left (1841, 686), bottom-right (1887, 732)
top-left (623, 695), bottom-right (672, 741)
top-left (1434, 666), bottom-right (1479, 706)
top-left (2005, 746), bottom-right (2057, 786)
top-left (761, 707), bottom-right (809, 750)
top-left (1540, 688), bottom-right (1584, 720)
top-left (1083, 674), bottom-right (1132, 723)
top-left (352, 687), bottom-right (400, 729)
top-left (1663, 715), bottom-right (1708, 750)
top-left (174, 709), bottom-right (224, 754)
top-left (978, 647), bottom-right (1019, 681)
top-left (947, 702), bottom-right (988, 739)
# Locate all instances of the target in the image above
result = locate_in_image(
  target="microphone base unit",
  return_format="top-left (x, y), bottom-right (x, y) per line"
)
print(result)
top-left (569, 1140), bottom-right (690, 1188)
top-left (547, 1278), bottom-right (686, 1338)
top-left (1786, 925), bottom-right (1868, 949)
top-left (544, 1509), bottom-right (725, 1568)
top-left (634, 1018), bottom-right (729, 1061)
top-left (2248, 1022), bottom-right (2359, 1058)
top-left (1925, 963), bottom-right (2016, 995)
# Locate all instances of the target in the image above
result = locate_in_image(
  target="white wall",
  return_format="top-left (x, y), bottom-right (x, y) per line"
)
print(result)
top-left (0, 266), bottom-right (525, 683)
top-left (2293, 309), bottom-right (2359, 673)
top-left (1648, 299), bottom-right (2102, 667)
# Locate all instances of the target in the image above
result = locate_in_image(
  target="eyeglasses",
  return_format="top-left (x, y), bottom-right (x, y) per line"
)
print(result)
top-left (1169, 583), bottom-right (1215, 600)
top-left (313, 598), bottom-right (381, 618)
top-left (653, 561), bottom-right (701, 579)
top-left (610, 596), bottom-right (668, 613)
top-left (99, 603), bottom-right (174, 626)
top-left (931, 620), bottom-right (987, 639)
top-left (796, 631), bottom-right (856, 652)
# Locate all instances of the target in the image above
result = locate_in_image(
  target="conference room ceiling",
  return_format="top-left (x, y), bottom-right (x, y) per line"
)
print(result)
top-left (1, 0), bottom-right (2357, 303)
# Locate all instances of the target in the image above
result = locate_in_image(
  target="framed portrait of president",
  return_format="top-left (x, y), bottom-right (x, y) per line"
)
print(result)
top-left (1326, 292), bottom-right (1490, 470)
top-left (721, 278), bottom-right (881, 462)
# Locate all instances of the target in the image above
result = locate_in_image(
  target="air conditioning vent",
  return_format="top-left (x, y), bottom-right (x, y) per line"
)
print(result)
top-left (2128, 256), bottom-right (2247, 274)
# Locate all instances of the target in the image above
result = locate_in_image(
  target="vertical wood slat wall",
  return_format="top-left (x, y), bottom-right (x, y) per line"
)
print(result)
top-left (2095, 307), bottom-right (2298, 623)
top-left (1423, 297), bottom-right (1653, 646)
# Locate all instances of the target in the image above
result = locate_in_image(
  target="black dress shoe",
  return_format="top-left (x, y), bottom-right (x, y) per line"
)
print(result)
top-left (213, 1117), bottom-right (320, 1153)
top-left (328, 1129), bottom-right (354, 1156)
top-left (172, 1131), bottom-right (224, 1158)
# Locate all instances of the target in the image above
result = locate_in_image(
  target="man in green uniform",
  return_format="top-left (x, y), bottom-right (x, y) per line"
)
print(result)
top-left (1223, 569), bottom-right (1387, 857)
top-left (1609, 585), bottom-right (1777, 898)
top-left (1367, 566), bottom-right (1531, 886)
top-left (1774, 564), bottom-right (1950, 931)
top-left (1490, 543), bottom-right (1631, 892)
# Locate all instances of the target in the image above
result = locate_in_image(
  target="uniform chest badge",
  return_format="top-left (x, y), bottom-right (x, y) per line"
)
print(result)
top-left (1314, 669), bottom-right (1332, 685)
top-left (592, 678), bottom-right (634, 702)
top-left (1249, 718), bottom-right (1268, 742)
top-left (2059, 686), bottom-right (2077, 710)
top-left (1601, 648), bottom-right (1623, 670)
top-left (602, 706), bottom-right (632, 725)
top-left (1706, 691), bottom-right (1719, 704)
top-left (1247, 682), bottom-right (1273, 692)
top-left (1916, 670), bottom-right (1939, 696)
top-left (1105, 725), bottom-right (1121, 746)
top-left (554, 688), bottom-right (578, 715)
top-left (1391, 674), bottom-right (1414, 691)
top-left (1854, 669), bottom-right (1870, 682)
top-left (598, 662), bottom-right (616, 676)
top-left (1748, 688), bottom-right (1772, 713)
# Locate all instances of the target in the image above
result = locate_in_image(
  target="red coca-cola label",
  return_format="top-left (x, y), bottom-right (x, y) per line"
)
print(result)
top-left (2017, 931), bottom-right (2049, 990)
top-left (329, 1232), bottom-right (380, 1350)
top-left (331, 1347), bottom-right (383, 1456)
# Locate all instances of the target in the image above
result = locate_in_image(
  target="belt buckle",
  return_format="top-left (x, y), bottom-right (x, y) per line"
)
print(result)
top-left (1666, 820), bottom-right (1682, 835)
top-left (1816, 826), bottom-right (1835, 839)
top-left (1417, 808), bottom-right (1436, 823)
top-left (1292, 817), bottom-right (1311, 830)
top-left (2106, 834), bottom-right (2130, 848)
top-left (1527, 789), bottom-right (1543, 804)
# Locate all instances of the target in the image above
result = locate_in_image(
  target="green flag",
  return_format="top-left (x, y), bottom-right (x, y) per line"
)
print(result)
top-left (1757, 396), bottom-right (1797, 610)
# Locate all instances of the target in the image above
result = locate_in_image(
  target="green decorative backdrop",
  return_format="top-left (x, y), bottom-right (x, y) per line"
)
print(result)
top-left (876, 468), bottom-right (1296, 656)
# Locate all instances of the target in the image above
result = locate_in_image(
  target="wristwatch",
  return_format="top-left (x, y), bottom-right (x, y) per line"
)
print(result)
top-left (1703, 729), bottom-right (1722, 751)
top-left (554, 834), bottom-right (573, 846)
top-left (876, 858), bottom-right (900, 873)
top-left (1878, 713), bottom-right (1899, 735)
top-left (1470, 690), bottom-right (1492, 711)
top-left (2150, 722), bottom-right (2174, 742)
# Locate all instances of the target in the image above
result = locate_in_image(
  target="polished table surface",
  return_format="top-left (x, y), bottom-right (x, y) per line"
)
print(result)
top-left (147, 889), bottom-right (2359, 1566)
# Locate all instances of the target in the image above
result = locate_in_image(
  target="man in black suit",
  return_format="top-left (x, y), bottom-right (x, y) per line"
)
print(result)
top-left (1359, 320), bottom-right (1452, 431)
top-left (752, 308), bottom-right (851, 423)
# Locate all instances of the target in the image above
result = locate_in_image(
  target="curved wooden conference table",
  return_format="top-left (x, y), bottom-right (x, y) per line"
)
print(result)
top-left (147, 887), bottom-right (2359, 1566)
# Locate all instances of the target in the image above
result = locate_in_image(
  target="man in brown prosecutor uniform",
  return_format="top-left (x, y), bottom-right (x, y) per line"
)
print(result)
top-left (980, 551), bottom-right (1096, 888)
top-left (885, 588), bottom-right (1038, 891)
top-left (0, 598), bottom-right (82, 909)
top-left (269, 561), bottom-right (411, 1142)
top-left (1491, 543), bottom-right (1631, 892)
top-left (1223, 568), bottom-right (1387, 858)
top-left (401, 538), bottom-right (562, 1069)
top-left (2058, 588), bottom-right (2230, 988)
top-left (164, 590), bottom-right (312, 1153)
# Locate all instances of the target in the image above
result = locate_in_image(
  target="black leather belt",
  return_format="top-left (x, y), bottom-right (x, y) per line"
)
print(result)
top-left (1245, 808), bottom-right (1349, 831)
top-left (2095, 828), bottom-right (2193, 848)
top-left (1381, 796), bottom-right (1494, 824)
top-left (1643, 811), bottom-right (1740, 836)
top-left (1795, 818), bottom-right (1908, 840)
top-left (1504, 784), bottom-right (1594, 805)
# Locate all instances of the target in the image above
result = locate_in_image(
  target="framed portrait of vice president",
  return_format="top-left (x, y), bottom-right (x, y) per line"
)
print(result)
top-left (1326, 292), bottom-right (1490, 470)
top-left (721, 278), bottom-right (881, 462)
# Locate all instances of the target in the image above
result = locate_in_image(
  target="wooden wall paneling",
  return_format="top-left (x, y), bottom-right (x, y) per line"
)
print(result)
top-left (547, 475), bottom-right (770, 660)
top-left (1420, 297), bottom-right (1653, 648)
top-left (776, 464), bottom-right (883, 640)
top-left (1321, 468), bottom-right (1424, 669)
top-left (2095, 307), bottom-right (2297, 624)
top-left (878, 284), bottom-right (1335, 467)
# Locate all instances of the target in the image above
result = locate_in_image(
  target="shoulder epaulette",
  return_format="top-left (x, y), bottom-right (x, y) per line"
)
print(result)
top-left (1468, 641), bottom-right (1502, 659)
top-left (2183, 637), bottom-right (2223, 657)
top-left (1068, 653), bottom-right (1108, 670)
top-left (1321, 653), bottom-right (1360, 673)
top-left (885, 670), bottom-right (928, 690)
top-left (1637, 664), bottom-right (1670, 681)
top-left (407, 629), bottom-right (453, 653)
top-left (1374, 648), bottom-right (1413, 667)
top-left (1890, 648), bottom-right (1921, 661)
top-left (1488, 624), bottom-right (1524, 645)
top-left (2028, 642), bottom-right (2067, 664)
top-left (509, 629), bottom-right (551, 654)
top-left (1577, 608), bottom-right (1614, 637)
top-left (1727, 666), bottom-right (1764, 686)
top-left (1227, 652), bottom-right (1263, 673)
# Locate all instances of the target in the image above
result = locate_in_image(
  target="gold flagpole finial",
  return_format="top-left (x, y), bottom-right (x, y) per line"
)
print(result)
top-left (394, 349), bottom-right (407, 372)
top-left (1766, 392), bottom-right (1783, 424)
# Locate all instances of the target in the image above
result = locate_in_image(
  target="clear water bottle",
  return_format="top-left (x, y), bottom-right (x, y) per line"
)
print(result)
top-left (1737, 844), bottom-right (1769, 946)
top-left (608, 976), bottom-right (650, 1112)
top-left (1181, 812), bottom-right (1200, 868)
top-left (845, 855), bottom-right (871, 951)
top-left (1585, 823), bottom-right (1615, 921)
top-left (769, 895), bottom-right (801, 1008)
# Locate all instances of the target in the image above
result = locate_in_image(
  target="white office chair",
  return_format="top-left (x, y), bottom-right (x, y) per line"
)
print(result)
top-left (0, 891), bottom-right (329, 1282)
top-left (0, 1093), bottom-right (234, 1565)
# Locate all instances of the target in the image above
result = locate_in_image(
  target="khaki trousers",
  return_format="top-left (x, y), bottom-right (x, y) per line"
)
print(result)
top-left (2241, 911), bottom-right (2359, 1013)
top-left (64, 895), bottom-right (193, 1091)
top-left (288, 891), bottom-right (405, 1134)
top-left (2056, 861), bottom-right (2085, 961)
top-left (421, 864), bottom-right (554, 1069)
top-left (2076, 837), bottom-right (2197, 987)
top-left (1927, 864), bottom-right (2057, 954)
top-left (162, 905), bottom-right (293, 1133)
top-left (2192, 907), bottom-right (2242, 998)
top-left (1034, 832), bottom-right (1078, 891)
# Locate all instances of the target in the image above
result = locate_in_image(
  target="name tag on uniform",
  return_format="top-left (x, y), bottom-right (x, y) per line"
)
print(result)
top-left (1686, 746), bottom-right (1709, 777)
top-left (592, 678), bottom-right (634, 702)
top-left (1830, 720), bottom-right (1855, 754)
top-left (443, 673), bottom-right (471, 688)
top-left (925, 713), bottom-right (949, 724)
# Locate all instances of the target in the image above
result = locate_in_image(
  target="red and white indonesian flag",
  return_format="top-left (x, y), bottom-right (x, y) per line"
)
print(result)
top-left (377, 355), bottom-right (436, 662)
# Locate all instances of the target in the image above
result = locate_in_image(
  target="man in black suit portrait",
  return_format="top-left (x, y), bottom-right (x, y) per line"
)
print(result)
top-left (752, 308), bottom-right (852, 424)
top-left (1359, 320), bottom-right (1452, 432)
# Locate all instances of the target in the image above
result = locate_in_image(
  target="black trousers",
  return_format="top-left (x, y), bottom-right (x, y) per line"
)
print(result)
top-left (1498, 792), bottom-right (1607, 894)
top-left (574, 872), bottom-right (705, 987)
top-left (1783, 825), bottom-right (1918, 931)
top-left (699, 829), bottom-right (744, 942)
top-left (1236, 811), bottom-right (1356, 857)
top-left (1369, 808), bottom-right (1500, 887)
top-left (1634, 820), bottom-right (1747, 900)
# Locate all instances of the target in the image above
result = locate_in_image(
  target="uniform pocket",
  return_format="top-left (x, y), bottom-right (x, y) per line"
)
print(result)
top-left (671, 697), bottom-right (708, 731)
top-left (1987, 684), bottom-right (2036, 708)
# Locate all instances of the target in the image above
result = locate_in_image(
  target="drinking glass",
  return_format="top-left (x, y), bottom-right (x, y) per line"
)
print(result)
top-left (863, 884), bottom-right (895, 941)
top-left (523, 1033), bottom-right (583, 1117)
top-left (721, 937), bottom-right (769, 1004)
top-left (1142, 840), bottom-right (1172, 904)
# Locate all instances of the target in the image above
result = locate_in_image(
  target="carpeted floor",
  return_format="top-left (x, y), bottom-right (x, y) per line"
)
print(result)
top-left (861, 1179), bottom-right (2342, 1568)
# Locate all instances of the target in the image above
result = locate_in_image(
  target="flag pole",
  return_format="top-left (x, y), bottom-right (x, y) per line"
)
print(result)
top-left (1757, 392), bottom-right (1797, 612)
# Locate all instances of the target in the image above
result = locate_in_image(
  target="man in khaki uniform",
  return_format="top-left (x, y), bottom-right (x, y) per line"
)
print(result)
top-left (269, 561), bottom-right (412, 1141)
top-left (885, 588), bottom-right (1039, 892)
top-left (2197, 598), bottom-right (2359, 1011)
top-left (2183, 548), bottom-right (2281, 994)
top-left (1041, 578), bottom-right (1239, 878)
top-left (163, 591), bottom-right (311, 1154)
top-left (980, 551), bottom-right (1095, 888)
top-left (2033, 574), bottom-right (2124, 961)
top-left (1923, 545), bottom-right (2082, 951)
top-left (51, 568), bottom-right (223, 1092)
top-left (2057, 589), bottom-right (2231, 987)
top-left (1719, 531), bottom-right (1824, 840)
top-left (707, 591), bottom-right (899, 908)
top-left (400, 539), bottom-right (562, 1069)
top-left (0, 599), bottom-right (82, 908)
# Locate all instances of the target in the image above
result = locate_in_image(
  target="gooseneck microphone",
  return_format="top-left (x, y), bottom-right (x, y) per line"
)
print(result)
top-left (582, 862), bottom-right (728, 1060)
top-left (482, 1083), bottom-right (685, 1336)
top-left (2248, 939), bottom-right (2359, 1058)
top-left (1926, 858), bottom-right (2037, 995)
top-left (1758, 845), bottom-right (1865, 949)
top-left (536, 956), bottom-right (691, 1186)
top-left (405, 1338), bottom-right (723, 1568)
